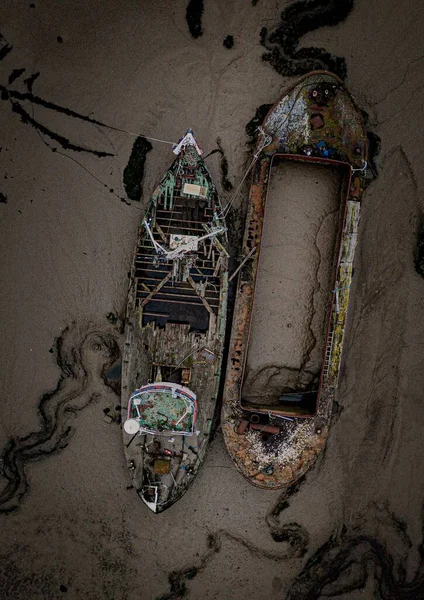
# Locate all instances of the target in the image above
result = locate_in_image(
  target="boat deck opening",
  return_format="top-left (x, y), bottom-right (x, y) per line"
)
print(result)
top-left (134, 196), bottom-right (221, 333)
top-left (241, 158), bottom-right (347, 416)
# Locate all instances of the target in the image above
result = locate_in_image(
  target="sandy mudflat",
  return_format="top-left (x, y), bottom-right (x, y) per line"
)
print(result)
top-left (1, 1), bottom-right (424, 598)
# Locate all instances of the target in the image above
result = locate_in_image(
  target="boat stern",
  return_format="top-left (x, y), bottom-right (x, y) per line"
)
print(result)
top-left (222, 400), bottom-right (331, 489)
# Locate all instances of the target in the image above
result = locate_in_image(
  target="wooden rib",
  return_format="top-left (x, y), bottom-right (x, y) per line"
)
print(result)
top-left (140, 271), bottom-right (173, 308)
top-left (141, 297), bottom-right (210, 308)
top-left (187, 275), bottom-right (214, 314)
top-left (137, 289), bottom-right (219, 303)
top-left (155, 222), bottom-right (167, 243)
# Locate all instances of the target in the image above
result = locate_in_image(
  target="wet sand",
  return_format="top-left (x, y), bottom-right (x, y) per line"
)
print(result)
top-left (243, 162), bottom-right (344, 403)
top-left (1, 0), bottom-right (424, 598)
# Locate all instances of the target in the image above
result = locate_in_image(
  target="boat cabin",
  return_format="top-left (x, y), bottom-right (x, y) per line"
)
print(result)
top-left (124, 382), bottom-right (198, 436)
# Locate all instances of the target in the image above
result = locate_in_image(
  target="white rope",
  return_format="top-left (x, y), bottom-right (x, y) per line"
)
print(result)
top-left (164, 226), bottom-right (226, 261)
top-left (102, 122), bottom-right (176, 146)
top-left (228, 246), bottom-right (257, 283)
top-left (143, 218), bottom-right (167, 254)
top-left (220, 128), bottom-right (270, 218)
top-left (352, 160), bottom-right (368, 174)
top-left (269, 411), bottom-right (294, 422)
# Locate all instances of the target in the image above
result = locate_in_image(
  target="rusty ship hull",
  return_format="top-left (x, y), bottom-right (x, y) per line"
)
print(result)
top-left (122, 132), bottom-right (228, 512)
top-left (222, 72), bottom-right (369, 488)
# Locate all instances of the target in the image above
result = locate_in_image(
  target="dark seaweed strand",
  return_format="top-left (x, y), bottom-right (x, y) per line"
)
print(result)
top-left (266, 477), bottom-right (308, 546)
top-left (123, 136), bottom-right (153, 201)
top-left (8, 68), bottom-right (25, 85)
top-left (156, 526), bottom-right (309, 600)
top-left (154, 510), bottom-right (424, 598)
top-left (261, 0), bottom-right (354, 80)
top-left (0, 84), bottom-right (157, 145)
top-left (0, 85), bottom-right (110, 128)
top-left (11, 102), bottom-right (113, 157)
top-left (186, 0), bottom-right (204, 38)
top-left (286, 532), bottom-right (424, 599)
top-left (0, 377), bottom-right (68, 514)
top-left (0, 33), bottom-right (12, 61)
top-left (23, 72), bottom-right (40, 93)
top-left (0, 328), bottom-right (120, 513)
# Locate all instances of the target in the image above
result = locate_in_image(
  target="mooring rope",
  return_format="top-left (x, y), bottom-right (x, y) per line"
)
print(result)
top-left (218, 84), bottom-right (312, 218)
top-left (101, 122), bottom-right (176, 146)
top-left (220, 128), bottom-right (270, 218)
top-left (352, 160), bottom-right (368, 174)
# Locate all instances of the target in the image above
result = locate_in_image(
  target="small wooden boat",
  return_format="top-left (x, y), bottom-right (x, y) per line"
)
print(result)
top-left (122, 131), bottom-right (229, 512)
top-left (222, 72), bottom-right (369, 488)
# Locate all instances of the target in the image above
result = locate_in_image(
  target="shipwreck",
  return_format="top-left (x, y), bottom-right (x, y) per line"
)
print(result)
top-left (222, 71), bottom-right (370, 488)
top-left (122, 131), bottom-right (229, 512)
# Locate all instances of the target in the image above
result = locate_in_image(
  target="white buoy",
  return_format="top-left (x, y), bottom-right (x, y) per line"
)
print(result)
top-left (124, 419), bottom-right (140, 434)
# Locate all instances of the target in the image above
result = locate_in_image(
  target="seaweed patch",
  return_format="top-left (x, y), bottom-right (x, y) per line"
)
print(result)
top-left (123, 136), bottom-right (153, 202)
top-left (260, 0), bottom-right (354, 80)
top-left (223, 35), bottom-right (234, 49)
top-left (186, 0), bottom-right (204, 39)
top-left (359, 108), bottom-right (381, 178)
top-left (367, 130), bottom-right (382, 178)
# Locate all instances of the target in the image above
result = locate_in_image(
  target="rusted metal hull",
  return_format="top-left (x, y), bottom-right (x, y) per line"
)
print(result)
top-left (222, 71), bottom-right (369, 488)
top-left (122, 133), bottom-right (229, 511)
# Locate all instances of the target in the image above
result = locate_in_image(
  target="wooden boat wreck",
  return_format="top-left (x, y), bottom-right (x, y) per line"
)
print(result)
top-left (122, 131), bottom-right (229, 512)
top-left (222, 71), bottom-right (369, 488)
